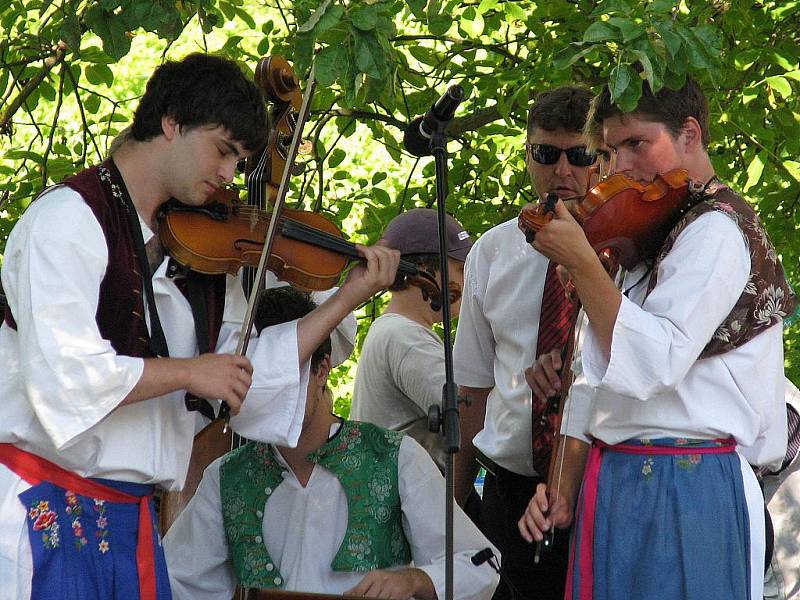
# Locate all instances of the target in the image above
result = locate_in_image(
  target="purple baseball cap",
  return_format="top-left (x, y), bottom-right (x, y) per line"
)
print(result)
top-left (383, 208), bottom-right (474, 262)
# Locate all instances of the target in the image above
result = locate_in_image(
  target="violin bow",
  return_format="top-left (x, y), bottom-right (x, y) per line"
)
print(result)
top-left (218, 61), bottom-right (318, 428)
top-left (534, 309), bottom-right (583, 561)
top-left (534, 256), bottom-right (624, 561)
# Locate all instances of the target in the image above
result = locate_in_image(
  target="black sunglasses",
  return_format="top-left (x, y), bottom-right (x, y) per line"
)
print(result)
top-left (528, 143), bottom-right (597, 167)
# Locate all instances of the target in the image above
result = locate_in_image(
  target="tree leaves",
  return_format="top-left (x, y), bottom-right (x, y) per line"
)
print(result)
top-left (84, 6), bottom-right (131, 61)
top-left (1, 0), bottom-right (799, 383)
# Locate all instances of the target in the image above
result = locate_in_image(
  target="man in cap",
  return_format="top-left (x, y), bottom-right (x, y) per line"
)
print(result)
top-left (351, 208), bottom-right (473, 471)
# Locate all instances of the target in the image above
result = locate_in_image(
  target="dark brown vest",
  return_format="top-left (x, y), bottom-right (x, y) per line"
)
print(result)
top-left (646, 182), bottom-right (797, 358)
top-left (3, 163), bottom-right (226, 358)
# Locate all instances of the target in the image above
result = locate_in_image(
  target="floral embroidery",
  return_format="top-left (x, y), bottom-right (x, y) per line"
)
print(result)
top-left (64, 491), bottom-right (89, 550)
top-left (28, 499), bottom-right (60, 549)
top-left (755, 285), bottom-right (788, 325)
top-left (677, 454), bottom-right (703, 471)
top-left (94, 499), bottom-right (110, 553)
top-left (641, 458), bottom-right (654, 481)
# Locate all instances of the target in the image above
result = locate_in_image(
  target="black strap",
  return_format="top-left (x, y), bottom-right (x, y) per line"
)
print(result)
top-left (107, 159), bottom-right (170, 358)
top-left (182, 270), bottom-right (217, 421)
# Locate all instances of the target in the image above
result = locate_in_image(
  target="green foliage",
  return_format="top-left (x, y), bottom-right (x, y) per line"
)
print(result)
top-left (1, 0), bottom-right (799, 389)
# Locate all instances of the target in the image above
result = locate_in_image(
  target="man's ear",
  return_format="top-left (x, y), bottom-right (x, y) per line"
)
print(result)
top-left (680, 117), bottom-right (704, 152)
top-left (161, 115), bottom-right (179, 141)
top-left (313, 355), bottom-right (332, 384)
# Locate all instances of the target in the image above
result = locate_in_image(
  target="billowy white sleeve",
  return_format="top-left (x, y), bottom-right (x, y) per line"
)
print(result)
top-left (398, 437), bottom-right (500, 599)
top-left (310, 287), bottom-right (357, 367)
top-left (218, 275), bottom-right (309, 446)
top-left (2, 187), bottom-right (143, 449)
top-left (582, 212), bottom-right (751, 398)
top-left (163, 458), bottom-right (237, 600)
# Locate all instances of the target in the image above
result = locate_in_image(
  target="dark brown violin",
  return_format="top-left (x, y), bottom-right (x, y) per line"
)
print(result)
top-left (519, 169), bottom-right (705, 270)
top-left (159, 188), bottom-right (446, 303)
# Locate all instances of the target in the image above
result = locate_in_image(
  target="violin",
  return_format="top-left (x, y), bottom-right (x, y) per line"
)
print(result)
top-left (158, 188), bottom-right (446, 305)
top-left (519, 169), bottom-right (705, 270)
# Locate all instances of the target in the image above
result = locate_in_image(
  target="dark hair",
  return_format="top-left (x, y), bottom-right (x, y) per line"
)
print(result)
top-left (254, 286), bottom-right (331, 371)
top-left (527, 86), bottom-right (594, 138)
top-left (586, 78), bottom-right (710, 146)
top-left (389, 254), bottom-right (440, 292)
top-left (131, 53), bottom-right (267, 152)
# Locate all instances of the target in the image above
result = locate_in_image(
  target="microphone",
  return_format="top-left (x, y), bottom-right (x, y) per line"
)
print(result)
top-left (403, 85), bottom-right (466, 156)
top-left (471, 547), bottom-right (526, 600)
top-left (470, 547), bottom-right (496, 567)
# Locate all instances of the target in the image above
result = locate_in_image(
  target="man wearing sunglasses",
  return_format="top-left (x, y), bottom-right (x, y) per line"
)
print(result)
top-left (453, 86), bottom-right (597, 600)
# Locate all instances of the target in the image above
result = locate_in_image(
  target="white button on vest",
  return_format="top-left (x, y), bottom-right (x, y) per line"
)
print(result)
top-left (255, 535), bottom-right (262, 543)
top-left (266, 563), bottom-right (274, 572)
top-left (256, 510), bottom-right (263, 518)
top-left (274, 577), bottom-right (282, 585)
top-left (264, 487), bottom-right (272, 495)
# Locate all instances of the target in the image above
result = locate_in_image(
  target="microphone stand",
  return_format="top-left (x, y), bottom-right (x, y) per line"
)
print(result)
top-left (425, 112), bottom-right (460, 600)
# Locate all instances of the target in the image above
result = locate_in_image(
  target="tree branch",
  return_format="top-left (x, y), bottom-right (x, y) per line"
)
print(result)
top-left (318, 109), bottom-right (406, 131)
top-left (41, 64), bottom-right (67, 189)
top-left (0, 44), bottom-right (66, 134)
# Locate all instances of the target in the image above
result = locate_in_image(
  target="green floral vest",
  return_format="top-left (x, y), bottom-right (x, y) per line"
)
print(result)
top-left (219, 421), bottom-right (412, 590)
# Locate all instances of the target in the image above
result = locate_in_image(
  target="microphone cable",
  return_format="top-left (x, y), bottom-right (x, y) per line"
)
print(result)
top-left (470, 547), bottom-right (533, 600)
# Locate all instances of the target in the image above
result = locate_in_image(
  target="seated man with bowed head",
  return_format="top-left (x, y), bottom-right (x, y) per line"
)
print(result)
top-left (163, 286), bottom-right (499, 600)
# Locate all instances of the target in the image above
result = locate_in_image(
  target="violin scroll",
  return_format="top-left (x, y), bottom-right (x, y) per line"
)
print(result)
top-left (403, 270), bottom-right (461, 312)
top-left (518, 192), bottom-right (559, 243)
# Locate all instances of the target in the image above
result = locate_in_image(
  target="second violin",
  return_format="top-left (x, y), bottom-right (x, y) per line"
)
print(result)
top-left (519, 169), bottom-right (705, 270)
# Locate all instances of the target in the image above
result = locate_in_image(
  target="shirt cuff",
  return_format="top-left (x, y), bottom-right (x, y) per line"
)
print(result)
top-left (229, 320), bottom-right (308, 446)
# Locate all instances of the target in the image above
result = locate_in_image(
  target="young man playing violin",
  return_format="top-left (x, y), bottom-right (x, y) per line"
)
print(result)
top-left (519, 78), bottom-right (796, 600)
top-left (0, 53), bottom-right (400, 600)
top-left (452, 86), bottom-right (598, 600)
top-left (351, 208), bottom-right (473, 472)
top-left (163, 286), bottom-right (498, 600)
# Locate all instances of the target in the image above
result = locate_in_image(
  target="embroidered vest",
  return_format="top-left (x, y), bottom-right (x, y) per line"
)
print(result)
top-left (219, 421), bottom-right (412, 590)
top-left (3, 161), bottom-right (226, 358)
top-left (646, 182), bottom-right (797, 358)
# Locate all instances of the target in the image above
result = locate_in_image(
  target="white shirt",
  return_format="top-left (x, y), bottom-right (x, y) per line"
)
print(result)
top-left (0, 185), bottom-right (311, 599)
top-left (163, 427), bottom-right (499, 600)
top-left (453, 218), bottom-right (550, 475)
top-left (561, 211), bottom-right (787, 468)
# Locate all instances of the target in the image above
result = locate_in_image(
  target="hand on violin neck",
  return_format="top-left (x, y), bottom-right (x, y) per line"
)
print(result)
top-left (337, 242), bottom-right (401, 308)
top-left (529, 199), bottom-right (594, 272)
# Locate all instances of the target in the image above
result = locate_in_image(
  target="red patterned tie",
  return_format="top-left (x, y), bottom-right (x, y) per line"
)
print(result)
top-left (531, 260), bottom-right (578, 475)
